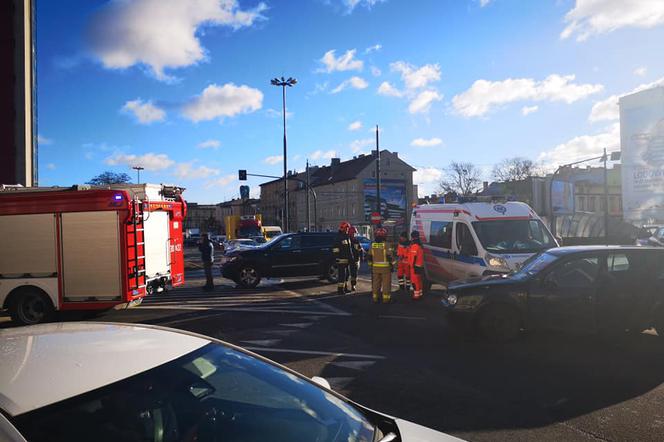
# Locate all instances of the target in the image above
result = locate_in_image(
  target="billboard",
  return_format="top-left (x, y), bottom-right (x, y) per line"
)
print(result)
top-left (551, 180), bottom-right (575, 215)
top-left (363, 178), bottom-right (407, 225)
top-left (620, 86), bottom-right (664, 223)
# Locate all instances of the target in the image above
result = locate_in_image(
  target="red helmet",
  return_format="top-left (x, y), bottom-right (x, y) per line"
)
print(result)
top-left (348, 225), bottom-right (357, 236)
top-left (375, 227), bottom-right (387, 238)
top-left (339, 221), bottom-right (351, 233)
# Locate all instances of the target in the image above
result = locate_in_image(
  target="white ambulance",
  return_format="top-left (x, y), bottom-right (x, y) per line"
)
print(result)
top-left (411, 200), bottom-right (558, 284)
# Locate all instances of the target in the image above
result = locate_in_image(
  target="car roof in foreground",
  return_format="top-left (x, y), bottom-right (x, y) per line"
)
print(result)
top-left (0, 322), bottom-right (210, 416)
top-left (546, 245), bottom-right (658, 256)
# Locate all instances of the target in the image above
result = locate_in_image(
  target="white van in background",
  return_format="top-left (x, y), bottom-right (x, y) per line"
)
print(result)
top-left (411, 200), bottom-right (558, 284)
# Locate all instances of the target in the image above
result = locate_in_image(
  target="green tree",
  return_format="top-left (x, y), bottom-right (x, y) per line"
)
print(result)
top-left (86, 171), bottom-right (132, 186)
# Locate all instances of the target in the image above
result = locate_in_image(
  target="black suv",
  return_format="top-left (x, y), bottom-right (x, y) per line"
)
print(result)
top-left (220, 232), bottom-right (338, 288)
top-left (443, 246), bottom-right (664, 342)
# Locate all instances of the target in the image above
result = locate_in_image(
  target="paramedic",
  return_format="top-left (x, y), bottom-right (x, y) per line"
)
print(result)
top-left (396, 231), bottom-right (411, 292)
top-left (409, 230), bottom-right (424, 300)
top-left (368, 227), bottom-right (393, 304)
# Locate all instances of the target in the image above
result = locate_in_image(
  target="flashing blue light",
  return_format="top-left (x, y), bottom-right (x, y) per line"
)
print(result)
top-left (114, 194), bottom-right (123, 201)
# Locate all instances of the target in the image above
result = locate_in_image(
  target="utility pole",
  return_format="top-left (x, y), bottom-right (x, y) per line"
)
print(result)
top-left (603, 147), bottom-right (610, 245)
top-left (132, 166), bottom-right (144, 184)
top-left (270, 76), bottom-right (297, 233)
top-left (306, 159), bottom-right (310, 232)
top-left (375, 125), bottom-right (381, 222)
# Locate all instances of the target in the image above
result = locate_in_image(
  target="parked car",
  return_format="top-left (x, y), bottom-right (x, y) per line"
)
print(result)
top-left (0, 323), bottom-right (460, 442)
top-left (221, 232), bottom-right (338, 288)
top-left (442, 246), bottom-right (664, 342)
top-left (356, 235), bottom-right (371, 258)
top-left (636, 225), bottom-right (664, 247)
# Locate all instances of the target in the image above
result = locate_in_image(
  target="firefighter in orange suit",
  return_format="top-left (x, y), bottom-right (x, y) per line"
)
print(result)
top-left (396, 231), bottom-right (411, 292)
top-left (333, 221), bottom-right (353, 294)
top-left (409, 230), bottom-right (425, 300)
top-left (368, 227), bottom-right (393, 303)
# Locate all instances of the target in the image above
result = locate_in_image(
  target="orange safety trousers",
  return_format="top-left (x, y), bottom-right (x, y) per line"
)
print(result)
top-left (409, 242), bottom-right (424, 300)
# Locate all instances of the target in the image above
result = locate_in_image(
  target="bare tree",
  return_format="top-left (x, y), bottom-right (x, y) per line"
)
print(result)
top-left (439, 162), bottom-right (483, 195)
top-left (492, 157), bottom-right (541, 182)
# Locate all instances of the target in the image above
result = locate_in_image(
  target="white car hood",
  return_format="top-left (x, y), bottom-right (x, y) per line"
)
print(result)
top-left (396, 418), bottom-right (464, 441)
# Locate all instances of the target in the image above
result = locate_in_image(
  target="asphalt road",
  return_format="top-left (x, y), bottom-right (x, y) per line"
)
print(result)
top-left (4, 259), bottom-right (664, 441)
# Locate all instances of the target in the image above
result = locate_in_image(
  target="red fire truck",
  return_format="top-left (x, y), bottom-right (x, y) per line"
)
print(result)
top-left (0, 184), bottom-right (186, 325)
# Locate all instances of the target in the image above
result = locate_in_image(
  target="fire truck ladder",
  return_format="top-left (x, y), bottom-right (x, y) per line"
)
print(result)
top-left (127, 200), bottom-right (147, 294)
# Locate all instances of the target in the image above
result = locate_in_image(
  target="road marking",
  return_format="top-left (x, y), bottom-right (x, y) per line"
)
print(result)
top-left (328, 360), bottom-right (376, 370)
top-left (241, 346), bottom-right (386, 360)
top-left (160, 312), bottom-right (226, 326)
top-left (378, 315), bottom-right (426, 321)
top-left (241, 339), bottom-right (281, 347)
top-left (279, 323), bottom-right (313, 329)
top-left (326, 377), bottom-right (354, 390)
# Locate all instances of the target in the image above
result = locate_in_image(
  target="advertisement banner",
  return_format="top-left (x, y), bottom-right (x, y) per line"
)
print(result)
top-left (363, 178), bottom-right (407, 224)
top-left (551, 180), bottom-right (575, 215)
top-left (620, 87), bottom-right (664, 223)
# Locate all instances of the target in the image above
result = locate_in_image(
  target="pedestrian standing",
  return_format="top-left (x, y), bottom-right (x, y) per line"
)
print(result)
top-left (396, 231), bottom-right (411, 292)
top-left (198, 232), bottom-right (214, 291)
top-left (409, 230), bottom-right (424, 300)
top-left (333, 221), bottom-right (353, 294)
top-left (348, 225), bottom-right (362, 292)
top-left (368, 227), bottom-right (393, 303)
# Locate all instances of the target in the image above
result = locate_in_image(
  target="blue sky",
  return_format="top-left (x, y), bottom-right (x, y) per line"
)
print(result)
top-left (36, 0), bottom-right (664, 202)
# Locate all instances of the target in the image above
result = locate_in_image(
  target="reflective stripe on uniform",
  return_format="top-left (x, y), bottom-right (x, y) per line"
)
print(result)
top-left (332, 248), bottom-right (340, 253)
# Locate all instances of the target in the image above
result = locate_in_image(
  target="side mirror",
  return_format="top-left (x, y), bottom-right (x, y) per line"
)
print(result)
top-left (311, 376), bottom-right (332, 390)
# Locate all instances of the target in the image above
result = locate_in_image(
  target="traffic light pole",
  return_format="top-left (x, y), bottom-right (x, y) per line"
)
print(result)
top-left (375, 125), bottom-right (381, 225)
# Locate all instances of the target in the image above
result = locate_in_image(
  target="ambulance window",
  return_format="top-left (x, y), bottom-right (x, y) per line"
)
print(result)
top-left (456, 223), bottom-right (478, 256)
top-left (430, 221), bottom-right (452, 249)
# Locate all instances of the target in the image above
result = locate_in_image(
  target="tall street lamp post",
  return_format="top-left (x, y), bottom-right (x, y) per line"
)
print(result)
top-left (132, 166), bottom-right (144, 184)
top-left (270, 76), bottom-right (297, 232)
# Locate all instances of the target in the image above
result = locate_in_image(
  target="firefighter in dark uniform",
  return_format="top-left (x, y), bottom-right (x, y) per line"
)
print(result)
top-left (333, 221), bottom-right (353, 294)
top-left (348, 225), bottom-right (362, 292)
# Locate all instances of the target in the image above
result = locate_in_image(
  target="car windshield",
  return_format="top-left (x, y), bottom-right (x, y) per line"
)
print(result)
top-left (14, 343), bottom-right (376, 442)
top-left (472, 219), bottom-right (556, 254)
top-left (511, 252), bottom-right (559, 279)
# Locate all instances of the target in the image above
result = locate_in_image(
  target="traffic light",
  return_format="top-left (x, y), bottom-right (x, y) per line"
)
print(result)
top-left (240, 185), bottom-right (250, 199)
top-left (239, 169), bottom-right (247, 181)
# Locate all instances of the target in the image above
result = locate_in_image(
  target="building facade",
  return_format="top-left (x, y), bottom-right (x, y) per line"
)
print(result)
top-left (183, 203), bottom-right (219, 233)
top-left (260, 150), bottom-right (416, 233)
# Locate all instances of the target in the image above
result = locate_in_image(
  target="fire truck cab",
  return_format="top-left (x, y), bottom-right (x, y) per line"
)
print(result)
top-left (0, 184), bottom-right (186, 325)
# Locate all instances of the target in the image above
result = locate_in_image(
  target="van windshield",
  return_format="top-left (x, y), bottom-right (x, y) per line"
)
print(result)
top-left (471, 219), bottom-right (555, 254)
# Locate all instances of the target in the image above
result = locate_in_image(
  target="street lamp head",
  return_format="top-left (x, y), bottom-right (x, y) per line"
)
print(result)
top-left (270, 78), bottom-right (280, 86)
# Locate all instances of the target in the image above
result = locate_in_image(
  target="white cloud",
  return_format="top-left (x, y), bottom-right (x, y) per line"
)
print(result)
top-left (370, 66), bottom-right (382, 77)
top-left (121, 99), bottom-right (166, 124)
top-left (46, 163), bottom-right (56, 170)
top-left (414, 167), bottom-right (444, 196)
top-left (87, 0), bottom-right (267, 81)
top-left (197, 139), bottom-right (221, 149)
top-left (634, 66), bottom-right (647, 77)
top-left (522, 105), bottom-right (539, 116)
top-left (479, 0), bottom-right (492, 6)
top-left (310, 150), bottom-right (337, 160)
top-left (105, 152), bottom-right (175, 171)
top-left (410, 137), bottom-right (443, 147)
top-left (331, 76), bottom-right (369, 93)
top-left (589, 76), bottom-right (664, 123)
top-left (174, 162), bottom-right (220, 179)
top-left (37, 134), bottom-right (53, 145)
top-left (561, 0), bottom-right (664, 41)
top-left (348, 120), bottom-right (363, 131)
top-left (452, 74), bottom-right (603, 117)
top-left (391, 61), bottom-right (441, 90)
top-left (182, 83), bottom-right (263, 122)
top-left (265, 108), bottom-right (294, 118)
top-left (205, 174), bottom-right (236, 188)
top-left (377, 81), bottom-right (404, 97)
top-left (408, 90), bottom-right (442, 114)
top-left (537, 123), bottom-right (619, 167)
top-left (342, 0), bottom-right (385, 13)
top-left (264, 155), bottom-right (283, 165)
top-left (350, 138), bottom-right (374, 154)
top-left (365, 44), bottom-right (382, 53)
top-left (318, 49), bottom-right (363, 73)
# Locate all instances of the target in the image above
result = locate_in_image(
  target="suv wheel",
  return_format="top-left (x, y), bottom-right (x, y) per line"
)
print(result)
top-left (326, 264), bottom-right (338, 283)
top-left (476, 304), bottom-right (520, 342)
top-left (238, 266), bottom-right (260, 289)
top-left (9, 288), bottom-right (55, 325)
